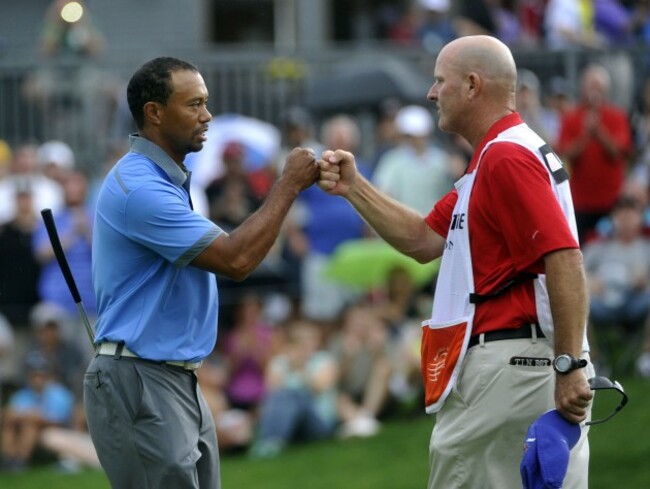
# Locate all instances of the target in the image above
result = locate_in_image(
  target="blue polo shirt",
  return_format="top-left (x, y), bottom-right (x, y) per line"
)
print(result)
top-left (92, 135), bottom-right (222, 362)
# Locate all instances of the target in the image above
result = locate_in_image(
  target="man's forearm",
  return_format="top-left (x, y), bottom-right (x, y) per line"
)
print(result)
top-left (346, 174), bottom-right (443, 263)
top-left (544, 248), bottom-right (589, 356)
top-left (225, 178), bottom-right (299, 276)
top-left (193, 178), bottom-right (300, 280)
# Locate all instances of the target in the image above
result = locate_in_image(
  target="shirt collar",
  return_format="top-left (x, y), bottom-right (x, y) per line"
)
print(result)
top-left (467, 112), bottom-right (524, 172)
top-left (128, 134), bottom-right (189, 186)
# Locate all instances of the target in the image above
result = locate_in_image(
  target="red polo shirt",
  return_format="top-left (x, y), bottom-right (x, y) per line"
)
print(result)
top-left (425, 114), bottom-right (579, 335)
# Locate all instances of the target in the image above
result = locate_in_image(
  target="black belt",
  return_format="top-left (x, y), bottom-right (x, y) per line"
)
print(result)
top-left (468, 323), bottom-right (544, 349)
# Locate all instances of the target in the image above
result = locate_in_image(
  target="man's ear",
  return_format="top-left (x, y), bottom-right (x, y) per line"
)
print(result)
top-left (466, 72), bottom-right (481, 100)
top-left (143, 101), bottom-right (163, 126)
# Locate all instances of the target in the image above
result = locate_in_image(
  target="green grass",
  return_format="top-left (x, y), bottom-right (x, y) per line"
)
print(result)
top-left (1, 377), bottom-right (648, 489)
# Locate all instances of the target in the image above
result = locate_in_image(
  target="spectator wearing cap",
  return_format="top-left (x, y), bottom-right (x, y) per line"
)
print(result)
top-left (0, 143), bottom-right (64, 225)
top-left (372, 104), bottom-right (454, 215)
top-left (0, 351), bottom-right (74, 472)
top-left (25, 302), bottom-right (86, 395)
top-left (37, 140), bottom-right (75, 185)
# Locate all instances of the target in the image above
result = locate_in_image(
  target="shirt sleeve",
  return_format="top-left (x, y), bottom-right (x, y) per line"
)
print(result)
top-left (124, 180), bottom-right (222, 266)
top-left (480, 143), bottom-right (579, 271)
top-left (425, 189), bottom-right (458, 238)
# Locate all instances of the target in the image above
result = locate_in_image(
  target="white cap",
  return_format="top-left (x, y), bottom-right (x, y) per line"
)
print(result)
top-left (419, 0), bottom-right (450, 12)
top-left (395, 105), bottom-right (434, 137)
top-left (30, 301), bottom-right (68, 329)
top-left (37, 140), bottom-right (75, 169)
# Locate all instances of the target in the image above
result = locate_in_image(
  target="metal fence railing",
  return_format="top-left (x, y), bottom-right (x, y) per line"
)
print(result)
top-left (1, 45), bottom-right (648, 174)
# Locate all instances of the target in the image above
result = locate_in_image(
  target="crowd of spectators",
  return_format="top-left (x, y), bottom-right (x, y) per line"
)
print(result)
top-left (1, 77), bottom-right (649, 471)
top-left (380, 0), bottom-right (650, 52)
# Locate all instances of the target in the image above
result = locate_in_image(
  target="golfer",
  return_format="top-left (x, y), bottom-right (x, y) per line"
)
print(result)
top-left (317, 36), bottom-right (594, 488)
top-left (84, 57), bottom-right (318, 488)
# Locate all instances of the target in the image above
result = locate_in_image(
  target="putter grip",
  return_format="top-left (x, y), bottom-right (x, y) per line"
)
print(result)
top-left (40, 208), bottom-right (82, 304)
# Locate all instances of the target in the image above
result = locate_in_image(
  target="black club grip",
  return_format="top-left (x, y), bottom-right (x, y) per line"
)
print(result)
top-left (40, 208), bottom-right (82, 304)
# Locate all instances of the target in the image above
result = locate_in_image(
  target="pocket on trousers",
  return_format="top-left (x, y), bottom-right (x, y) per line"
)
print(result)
top-left (84, 361), bottom-right (142, 423)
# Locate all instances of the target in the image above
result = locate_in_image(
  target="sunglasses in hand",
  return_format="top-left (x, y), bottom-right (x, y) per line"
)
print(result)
top-left (586, 376), bottom-right (629, 426)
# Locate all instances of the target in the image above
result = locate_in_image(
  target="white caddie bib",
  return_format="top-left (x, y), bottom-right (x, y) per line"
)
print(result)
top-left (420, 123), bottom-right (588, 414)
top-left (420, 168), bottom-right (476, 414)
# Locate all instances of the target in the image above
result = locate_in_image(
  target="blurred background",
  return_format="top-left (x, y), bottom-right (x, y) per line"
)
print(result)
top-left (1, 0), bottom-right (648, 168)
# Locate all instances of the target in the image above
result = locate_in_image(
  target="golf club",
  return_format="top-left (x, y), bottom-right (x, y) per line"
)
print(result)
top-left (40, 208), bottom-right (95, 347)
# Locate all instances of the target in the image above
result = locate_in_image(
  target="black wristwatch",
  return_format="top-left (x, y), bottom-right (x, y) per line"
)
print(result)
top-left (553, 354), bottom-right (588, 374)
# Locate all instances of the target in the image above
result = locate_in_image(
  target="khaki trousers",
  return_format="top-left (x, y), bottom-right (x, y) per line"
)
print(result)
top-left (427, 335), bottom-right (593, 489)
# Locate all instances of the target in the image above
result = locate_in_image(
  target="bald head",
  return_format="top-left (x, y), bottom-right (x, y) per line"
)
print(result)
top-left (442, 36), bottom-right (517, 97)
top-left (580, 64), bottom-right (610, 107)
top-left (429, 36), bottom-right (517, 147)
top-left (321, 115), bottom-right (361, 152)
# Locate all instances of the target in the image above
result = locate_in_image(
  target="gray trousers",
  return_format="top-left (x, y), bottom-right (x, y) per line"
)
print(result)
top-left (84, 355), bottom-right (220, 489)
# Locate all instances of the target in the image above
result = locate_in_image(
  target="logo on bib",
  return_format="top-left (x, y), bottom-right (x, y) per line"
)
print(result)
top-left (427, 348), bottom-right (448, 382)
top-left (450, 212), bottom-right (466, 230)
